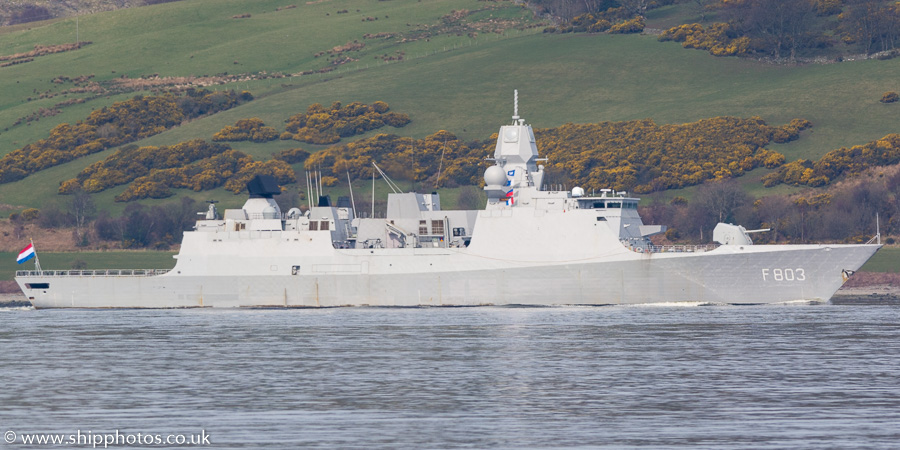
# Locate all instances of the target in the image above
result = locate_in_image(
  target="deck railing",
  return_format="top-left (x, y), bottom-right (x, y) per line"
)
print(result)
top-left (640, 244), bottom-right (718, 253)
top-left (16, 269), bottom-right (170, 277)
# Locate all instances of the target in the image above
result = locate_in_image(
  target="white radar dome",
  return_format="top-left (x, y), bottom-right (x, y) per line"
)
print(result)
top-left (263, 205), bottom-right (278, 219)
top-left (484, 165), bottom-right (507, 186)
top-left (572, 187), bottom-right (585, 197)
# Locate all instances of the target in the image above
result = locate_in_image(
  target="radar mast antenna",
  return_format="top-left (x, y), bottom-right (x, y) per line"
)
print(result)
top-left (512, 89), bottom-right (519, 123)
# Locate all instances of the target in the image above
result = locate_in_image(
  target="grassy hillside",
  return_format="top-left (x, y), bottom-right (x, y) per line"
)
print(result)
top-left (0, 0), bottom-right (899, 217)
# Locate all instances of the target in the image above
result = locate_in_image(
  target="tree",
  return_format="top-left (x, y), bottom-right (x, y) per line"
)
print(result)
top-left (68, 188), bottom-right (96, 243)
top-left (754, 196), bottom-right (793, 242)
top-left (9, 5), bottom-right (51, 25)
top-left (725, 0), bottom-right (818, 59)
top-left (842, 0), bottom-right (900, 54)
top-left (618, 0), bottom-right (650, 18)
top-left (122, 204), bottom-right (154, 248)
top-left (694, 179), bottom-right (749, 224)
top-left (843, 0), bottom-right (883, 54)
top-left (691, 0), bottom-right (715, 22)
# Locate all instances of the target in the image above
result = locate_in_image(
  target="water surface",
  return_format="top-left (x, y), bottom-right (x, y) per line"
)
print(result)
top-left (2, 304), bottom-right (899, 448)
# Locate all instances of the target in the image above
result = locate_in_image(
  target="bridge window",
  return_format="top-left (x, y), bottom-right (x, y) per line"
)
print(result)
top-left (431, 220), bottom-right (444, 235)
top-left (593, 202), bottom-right (605, 208)
top-left (309, 221), bottom-right (318, 231)
top-left (320, 221), bottom-right (330, 231)
top-left (419, 220), bottom-right (428, 235)
top-left (26, 283), bottom-right (50, 289)
top-left (607, 202), bottom-right (621, 208)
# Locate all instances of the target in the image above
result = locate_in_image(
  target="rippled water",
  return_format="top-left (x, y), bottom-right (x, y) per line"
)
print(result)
top-left (2, 304), bottom-right (900, 448)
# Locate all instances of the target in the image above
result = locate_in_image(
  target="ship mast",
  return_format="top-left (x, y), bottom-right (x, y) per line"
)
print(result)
top-left (512, 89), bottom-right (519, 123)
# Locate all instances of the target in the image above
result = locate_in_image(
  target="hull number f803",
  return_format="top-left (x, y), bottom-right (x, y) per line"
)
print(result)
top-left (762, 268), bottom-right (806, 281)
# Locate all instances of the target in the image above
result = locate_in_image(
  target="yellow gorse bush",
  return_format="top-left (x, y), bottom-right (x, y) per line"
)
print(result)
top-left (213, 118), bottom-right (279, 143)
top-left (0, 90), bottom-right (248, 184)
top-left (659, 22), bottom-right (751, 57)
top-left (763, 134), bottom-right (900, 188)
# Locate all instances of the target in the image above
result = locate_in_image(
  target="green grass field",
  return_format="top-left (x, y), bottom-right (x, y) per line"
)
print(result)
top-left (859, 246), bottom-right (900, 273)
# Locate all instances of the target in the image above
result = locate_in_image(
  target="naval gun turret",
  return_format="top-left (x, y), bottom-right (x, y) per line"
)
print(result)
top-left (713, 223), bottom-right (771, 245)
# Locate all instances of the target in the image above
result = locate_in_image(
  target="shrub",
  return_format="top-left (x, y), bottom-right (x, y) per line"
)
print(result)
top-left (276, 148), bottom-right (311, 164)
top-left (660, 22), bottom-right (751, 57)
top-left (0, 90), bottom-right (248, 184)
top-left (283, 101), bottom-right (410, 145)
top-left (114, 150), bottom-right (296, 201)
top-left (609, 17), bottom-right (644, 34)
top-left (881, 92), bottom-right (899, 103)
top-left (763, 134), bottom-right (900, 187)
top-left (665, 228), bottom-right (681, 241)
top-left (60, 140), bottom-right (228, 194)
top-left (22, 208), bottom-right (39, 221)
top-left (212, 118), bottom-right (279, 142)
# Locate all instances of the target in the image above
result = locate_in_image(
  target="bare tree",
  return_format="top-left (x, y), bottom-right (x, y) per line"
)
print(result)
top-left (617, 0), bottom-right (650, 17)
top-left (754, 196), bottom-right (793, 243)
top-left (725, 0), bottom-right (818, 59)
top-left (842, 0), bottom-right (883, 54)
top-left (842, 0), bottom-right (900, 54)
top-left (694, 179), bottom-right (748, 225)
top-left (68, 188), bottom-right (96, 244)
top-left (692, 0), bottom-right (714, 22)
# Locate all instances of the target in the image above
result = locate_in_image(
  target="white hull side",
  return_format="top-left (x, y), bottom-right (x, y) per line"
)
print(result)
top-left (17, 244), bottom-right (879, 308)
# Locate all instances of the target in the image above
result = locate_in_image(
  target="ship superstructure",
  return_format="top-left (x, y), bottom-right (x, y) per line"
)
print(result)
top-left (16, 94), bottom-right (880, 308)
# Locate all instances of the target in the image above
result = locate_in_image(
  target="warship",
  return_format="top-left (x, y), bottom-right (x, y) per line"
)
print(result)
top-left (16, 94), bottom-right (880, 308)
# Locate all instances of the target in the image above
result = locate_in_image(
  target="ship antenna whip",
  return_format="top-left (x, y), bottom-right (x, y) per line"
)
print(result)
top-left (435, 139), bottom-right (447, 188)
top-left (867, 212), bottom-right (882, 244)
top-left (877, 212), bottom-right (881, 245)
top-left (512, 89), bottom-right (520, 123)
top-left (372, 162), bottom-right (402, 194)
top-left (347, 171), bottom-right (358, 217)
top-left (305, 170), bottom-right (313, 210)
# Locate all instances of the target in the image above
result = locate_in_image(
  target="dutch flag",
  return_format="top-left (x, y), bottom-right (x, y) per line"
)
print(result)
top-left (17, 243), bottom-right (36, 264)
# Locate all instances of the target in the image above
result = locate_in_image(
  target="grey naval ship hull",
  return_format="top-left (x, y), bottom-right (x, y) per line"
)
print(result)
top-left (17, 244), bottom-right (878, 308)
top-left (15, 100), bottom-right (882, 308)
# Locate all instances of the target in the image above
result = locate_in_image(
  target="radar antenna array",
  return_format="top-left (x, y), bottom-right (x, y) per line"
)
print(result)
top-left (512, 89), bottom-right (519, 122)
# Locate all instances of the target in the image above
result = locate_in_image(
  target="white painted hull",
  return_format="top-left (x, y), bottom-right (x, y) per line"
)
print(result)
top-left (17, 244), bottom-right (879, 308)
